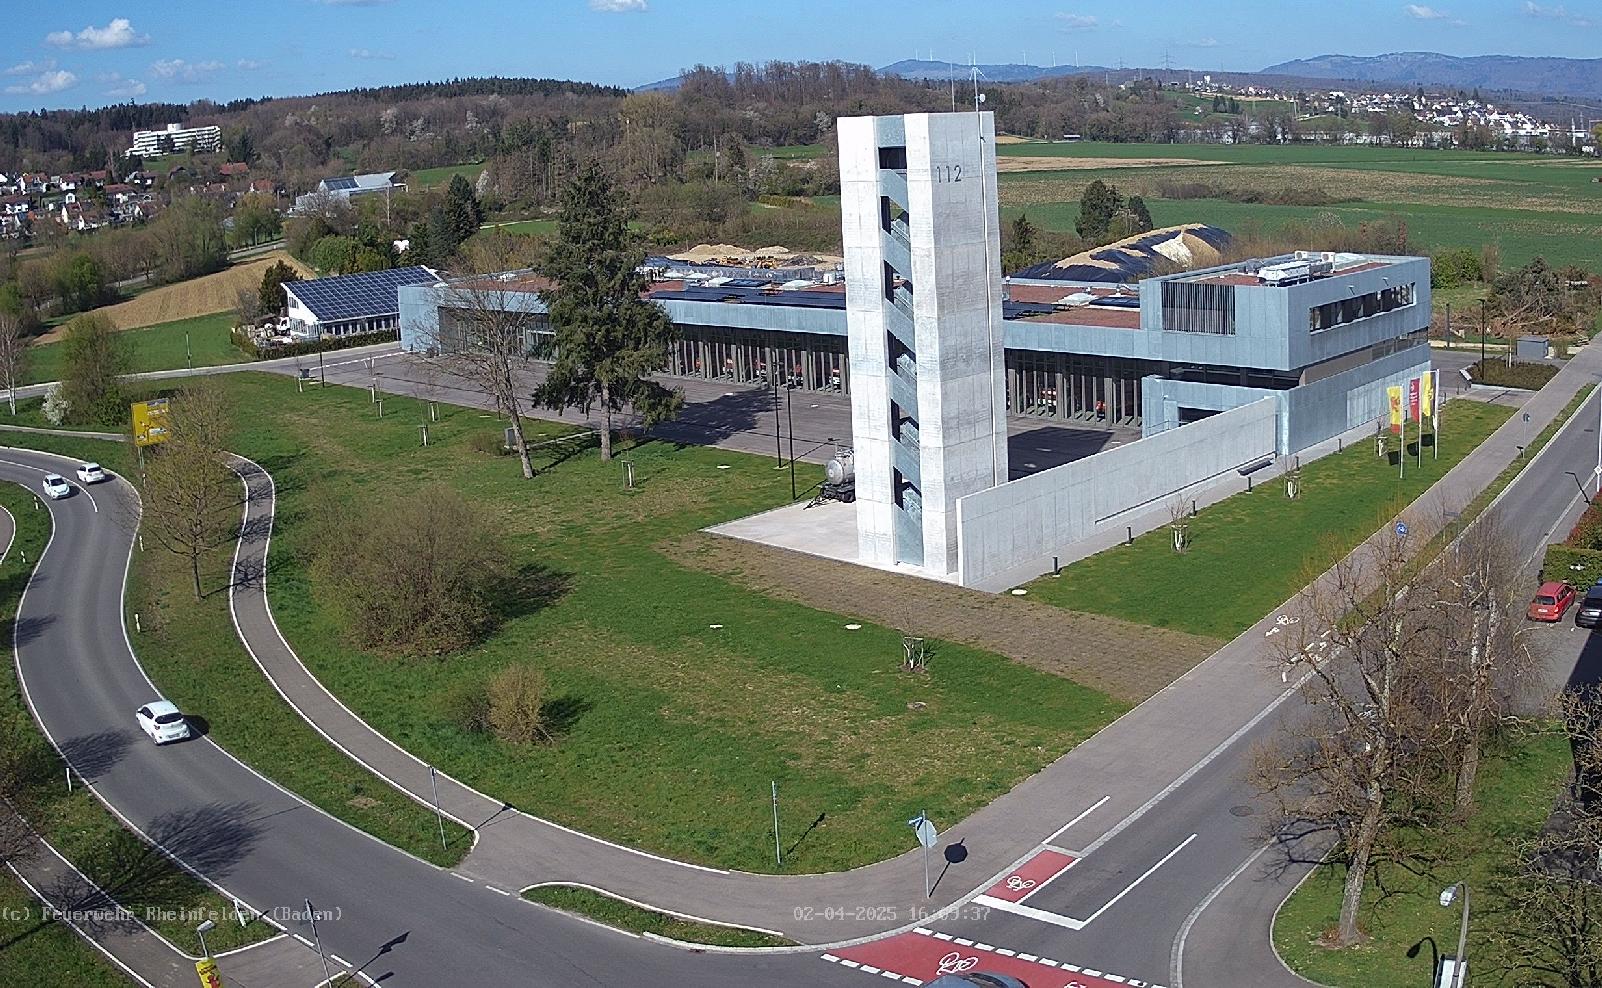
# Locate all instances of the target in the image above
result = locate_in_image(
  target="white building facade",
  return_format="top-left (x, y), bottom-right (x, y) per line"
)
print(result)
top-left (127, 123), bottom-right (222, 159)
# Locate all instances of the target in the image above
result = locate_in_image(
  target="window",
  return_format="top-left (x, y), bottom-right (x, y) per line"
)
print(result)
top-left (1309, 283), bottom-right (1415, 332)
top-left (1161, 282), bottom-right (1236, 335)
top-left (878, 146), bottom-right (907, 170)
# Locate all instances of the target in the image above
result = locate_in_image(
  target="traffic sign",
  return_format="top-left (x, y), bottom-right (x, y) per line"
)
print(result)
top-left (908, 813), bottom-right (937, 848)
top-left (1395, 521), bottom-right (1409, 538)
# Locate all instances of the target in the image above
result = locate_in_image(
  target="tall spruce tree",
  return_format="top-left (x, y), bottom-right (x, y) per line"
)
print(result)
top-left (444, 173), bottom-right (483, 247)
top-left (533, 165), bottom-right (682, 462)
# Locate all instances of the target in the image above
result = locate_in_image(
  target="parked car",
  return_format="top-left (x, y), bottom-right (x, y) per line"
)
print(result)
top-left (136, 700), bottom-right (192, 745)
top-left (41, 474), bottom-right (71, 500)
top-left (1577, 590), bottom-right (1602, 629)
top-left (1528, 581), bottom-right (1578, 622)
top-left (75, 462), bottom-right (106, 484)
top-left (927, 975), bottom-right (1029, 988)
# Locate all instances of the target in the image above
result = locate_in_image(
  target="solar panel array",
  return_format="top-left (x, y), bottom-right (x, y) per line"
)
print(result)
top-left (651, 286), bottom-right (847, 311)
top-left (322, 176), bottom-right (359, 192)
top-left (289, 266), bottom-right (439, 322)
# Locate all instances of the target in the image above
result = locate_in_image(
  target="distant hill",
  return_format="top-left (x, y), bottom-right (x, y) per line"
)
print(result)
top-left (877, 59), bottom-right (1107, 84)
top-left (1261, 52), bottom-right (1602, 99)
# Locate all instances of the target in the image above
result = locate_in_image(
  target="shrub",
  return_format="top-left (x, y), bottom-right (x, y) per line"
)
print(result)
top-left (1431, 247), bottom-right (1483, 288)
top-left (443, 680), bottom-right (490, 734)
top-left (486, 665), bottom-right (551, 745)
top-left (40, 382), bottom-right (68, 425)
top-left (1468, 359), bottom-right (1558, 390)
top-left (470, 430), bottom-right (509, 456)
top-left (1544, 544), bottom-right (1602, 589)
top-left (311, 483), bottom-right (514, 656)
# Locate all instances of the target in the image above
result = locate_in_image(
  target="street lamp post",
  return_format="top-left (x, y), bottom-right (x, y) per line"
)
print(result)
top-left (195, 919), bottom-right (215, 959)
top-left (1440, 882), bottom-right (1470, 988)
top-left (1479, 298), bottom-right (1487, 371)
top-left (785, 382), bottom-right (797, 500)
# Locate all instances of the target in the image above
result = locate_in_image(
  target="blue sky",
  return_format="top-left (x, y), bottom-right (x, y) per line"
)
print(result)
top-left (2, 0), bottom-right (1597, 113)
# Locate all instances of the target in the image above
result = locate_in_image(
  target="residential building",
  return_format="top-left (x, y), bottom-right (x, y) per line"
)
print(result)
top-left (127, 122), bottom-right (223, 158)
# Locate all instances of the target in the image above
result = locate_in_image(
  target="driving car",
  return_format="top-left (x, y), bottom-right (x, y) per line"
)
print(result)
top-left (75, 462), bottom-right (106, 484)
top-left (1528, 581), bottom-right (1577, 622)
top-left (135, 700), bottom-right (192, 745)
top-left (1577, 588), bottom-right (1602, 629)
top-left (41, 474), bottom-right (71, 500)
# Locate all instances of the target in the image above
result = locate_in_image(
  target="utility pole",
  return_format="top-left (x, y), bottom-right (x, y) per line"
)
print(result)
top-left (786, 383), bottom-right (797, 500)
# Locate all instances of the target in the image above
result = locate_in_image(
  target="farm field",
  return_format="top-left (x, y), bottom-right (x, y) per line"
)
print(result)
top-left (24, 311), bottom-right (246, 384)
top-left (410, 161), bottom-right (485, 188)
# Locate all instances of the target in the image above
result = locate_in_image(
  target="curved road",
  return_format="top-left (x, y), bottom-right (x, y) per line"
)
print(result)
top-left (3, 446), bottom-right (850, 986)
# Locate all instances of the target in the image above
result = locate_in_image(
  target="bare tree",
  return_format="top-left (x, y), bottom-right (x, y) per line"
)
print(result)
top-left (1487, 688), bottom-right (1602, 987)
top-left (138, 381), bottom-right (239, 600)
top-left (1253, 532), bottom-right (1452, 946)
top-left (0, 309), bottom-right (28, 415)
top-left (1423, 513), bottom-right (1537, 815)
top-left (417, 234), bottom-right (540, 479)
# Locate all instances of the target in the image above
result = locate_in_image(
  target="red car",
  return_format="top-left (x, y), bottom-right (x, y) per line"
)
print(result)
top-left (1528, 581), bottom-right (1578, 622)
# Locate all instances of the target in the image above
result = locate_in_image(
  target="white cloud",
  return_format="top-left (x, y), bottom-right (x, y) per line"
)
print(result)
top-left (1524, 2), bottom-right (1596, 27)
top-left (349, 48), bottom-right (397, 60)
top-left (237, 59), bottom-right (267, 70)
top-left (1404, 4), bottom-right (1447, 18)
top-left (590, 0), bottom-right (648, 10)
top-left (5, 59), bottom-right (58, 77)
top-left (1056, 13), bottom-right (1099, 31)
top-left (150, 59), bottom-right (226, 83)
top-left (103, 74), bottom-right (147, 98)
top-left (45, 17), bottom-right (149, 50)
top-left (1179, 37), bottom-right (1221, 48)
top-left (5, 69), bottom-right (78, 95)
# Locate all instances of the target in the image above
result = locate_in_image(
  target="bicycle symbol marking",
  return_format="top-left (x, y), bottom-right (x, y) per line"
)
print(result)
top-left (1004, 874), bottom-right (1037, 892)
top-left (936, 951), bottom-right (980, 975)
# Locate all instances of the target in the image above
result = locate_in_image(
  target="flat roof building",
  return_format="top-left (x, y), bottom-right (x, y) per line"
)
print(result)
top-left (287, 266), bottom-right (441, 339)
top-left (127, 123), bottom-right (221, 159)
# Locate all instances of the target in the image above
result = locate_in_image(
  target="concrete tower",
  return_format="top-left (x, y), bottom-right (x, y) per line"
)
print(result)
top-left (838, 111), bottom-right (1009, 577)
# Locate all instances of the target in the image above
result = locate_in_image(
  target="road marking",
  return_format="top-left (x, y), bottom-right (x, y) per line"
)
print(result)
top-left (1168, 838), bottom-right (1278, 988)
top-left (1084, 833), bottom-right (1197, 925)
top-left (485, 885), bottom-right (511, 896)
top-left (976, 834), bottom-right (1196, 932)
top-left (824, 930), bottom-right (1161, 988)
top-left (1045, 795), bottom-right (1110, 844)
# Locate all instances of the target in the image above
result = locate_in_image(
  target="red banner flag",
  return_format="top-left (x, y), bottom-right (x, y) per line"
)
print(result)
top-left (1408, 377), bottom-right (1422, 423)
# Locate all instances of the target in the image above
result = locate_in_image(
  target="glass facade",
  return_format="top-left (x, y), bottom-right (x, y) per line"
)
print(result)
top-left (1309, 283), bottom-right (1415, 332)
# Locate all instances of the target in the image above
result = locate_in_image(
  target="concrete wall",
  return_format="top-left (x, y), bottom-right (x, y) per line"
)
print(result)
top-left (955, 398), bottom-right (1278, 587)
top-left (1140, 342), bottom-right (1430, 455)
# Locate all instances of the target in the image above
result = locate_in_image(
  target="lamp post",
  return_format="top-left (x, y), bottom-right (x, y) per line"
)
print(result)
top-left (785, 381), bottom-right (797, 500)
top-left (195, 918), bottom-right (215, 959)
top-left (1439, 882), bottom-right (1470, 988)
top-left (1478, 298), bottom-right (1487, 371)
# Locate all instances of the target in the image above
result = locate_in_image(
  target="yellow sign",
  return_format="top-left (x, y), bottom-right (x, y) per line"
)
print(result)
top-left (1387, 385), bottom-right (1404, 435)
top-left (1420, 371), bottom-right (1435, 420)
top-left (195, 957), bottom-right (224, 988)
top-left (131, 399), bottom-right (170, 447)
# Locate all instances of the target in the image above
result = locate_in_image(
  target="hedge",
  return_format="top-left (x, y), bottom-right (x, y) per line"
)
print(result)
top-left (230, 328), bottom-right (399, 360)
top-left (1543, 544), bottom-right (1602, 589)
top-left (1469, 358), bottom-right (1559, 390)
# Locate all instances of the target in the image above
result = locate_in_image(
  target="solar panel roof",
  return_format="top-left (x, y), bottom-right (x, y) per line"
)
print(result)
top-left (288, 266), bottom-right (439, 322)
top-left (322, 176), bottom-right (359, 192)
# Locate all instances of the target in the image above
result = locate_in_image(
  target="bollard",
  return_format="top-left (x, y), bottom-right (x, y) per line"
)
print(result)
top-left (134, 613), bottom-right (141, 633)
top-left (376, 399), bottom-right (384, 418)
top-left (1126, 526), bottom-right (1133, 546)
top-left (420, 425), bottom-right (429, 446)
top-left (1052, 555), bottom-right (1060, 576)
top-left (138, 534), bottom-right (144, 552)
top-left (66, 766), bottom-right (71, 792)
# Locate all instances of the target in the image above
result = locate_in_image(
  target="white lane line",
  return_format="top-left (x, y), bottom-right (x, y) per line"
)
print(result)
top-left (453, 873), bottom-right (475, 882)
top-left (1168, 837), bottom-right (1278, 988)
top-left (973, 895), bottom-right (1085, 930)
top-left (1082, 833), bottom-right (1197, 926)
top-left (485, 885), bottom-right (511, 896)
top-left (1045, 794), bottom-right (1110, 844)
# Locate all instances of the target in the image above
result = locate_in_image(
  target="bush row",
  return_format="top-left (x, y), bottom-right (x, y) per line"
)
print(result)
top-left (229, 328), bottom-right (400, 360)
top-left (1468, 358), bottom-right (1559, 390)
top-left (1543, 544), bottom-right (1602, 590)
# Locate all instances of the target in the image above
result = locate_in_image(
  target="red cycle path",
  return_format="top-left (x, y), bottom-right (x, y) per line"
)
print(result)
top-left (826, 929), bottom-right (1159, 988)
top-left (981, 848), bottom-right (1076, 903)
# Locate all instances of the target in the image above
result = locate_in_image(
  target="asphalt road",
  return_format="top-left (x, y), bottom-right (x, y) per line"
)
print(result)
top-left (1, 448), bottom-right (863, 987)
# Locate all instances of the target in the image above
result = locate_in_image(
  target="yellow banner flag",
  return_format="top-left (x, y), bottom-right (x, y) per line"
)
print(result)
top-left (1420, 371), bottom-right (1436, 420)
top-left (1387, 385), bottom-right (1404, 434)
top-left (195, 957), bottom-right (224, 988)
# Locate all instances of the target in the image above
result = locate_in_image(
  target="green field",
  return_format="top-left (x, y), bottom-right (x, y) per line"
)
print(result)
top-left (478, 218), bottom-right (558, 237)
top-left (1026, 399), bottom-right (1513, 640)
top-left (0, 874), bottom-right (130, 988)
top-left (1274, 732), bottom-right (1572, 988)
top-left (154, 373), bottom-right (1122, 874)
top-left (411, 161), bottom-right (486, 189)
top-left (24, 312), bottom-right (247, 386)
top-left (995, 142), bottom-right (1602, 270)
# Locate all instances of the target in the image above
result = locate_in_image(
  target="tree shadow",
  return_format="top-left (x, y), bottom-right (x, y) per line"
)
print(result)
top-left (58, 728), bottom-right (135, 781)
top-left (11, 613), bottom-right (56, 648)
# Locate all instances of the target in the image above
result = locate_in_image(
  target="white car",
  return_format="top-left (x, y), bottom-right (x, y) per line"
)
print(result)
top-left (41, 474), bottom-right (71, 500)
top-left (136, 700), bottom-right (192, 745)
top-left (75, 462), bottom-right (106, 484)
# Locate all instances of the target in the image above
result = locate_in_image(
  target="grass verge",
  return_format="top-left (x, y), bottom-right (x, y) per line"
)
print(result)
top-left (196, 372), bottom-right (1123, 873)
top-left (1273, 732), bottom-right (1572, 988)
top-left (522, 885), bottom-right (796, 948)
top-left (25, 312), bottom-right (249, 385)
top-left (0, 481), bottom-right (274, 955)
top-left (1025, 399), bottom-right (1514, 639)
top-left (0, 872), bottom-right (131, 988)
top-left (0, 430), bottom-right (472, 869)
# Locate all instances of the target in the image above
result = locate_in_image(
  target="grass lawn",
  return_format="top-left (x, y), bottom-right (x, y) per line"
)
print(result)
top-left (25, 312), bottom-right (248, 385)
top-left (0, 873), bottom-right (131, 988)
top-left (410, 162), bottom-right (485, 188)
top-left (1025, 399), bottom-right (1514, 640)
top-left (523, 885), bottom-right (795, 947)
top-left (1273, 732), bottom-right (1573, 988)
top-left (0, 428), bottom-right (472, 868)
top-left (0, 482), bottom-right (276, 956)
top-left (479, 219), bottom-right (557, 238)
top-left (167, 373), bottom-right (1124, 874)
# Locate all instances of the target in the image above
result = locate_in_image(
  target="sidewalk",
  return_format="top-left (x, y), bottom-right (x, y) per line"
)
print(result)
top-left (218, 343), bottom-right (1602, 946)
